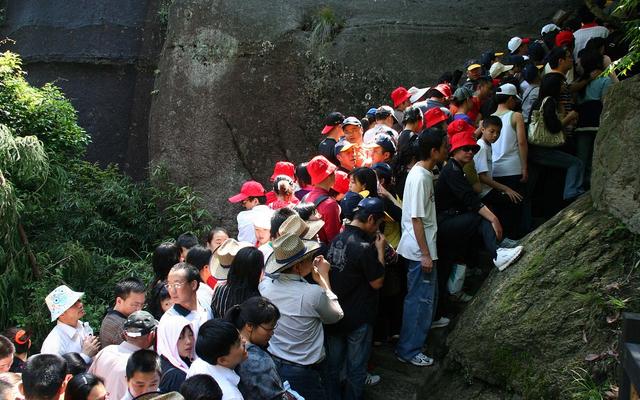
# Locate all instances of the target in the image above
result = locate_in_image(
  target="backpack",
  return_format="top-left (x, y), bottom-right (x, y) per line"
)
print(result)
top-left (301, 193), bottom-right (330, 208)
top-left (527, 96), bottom-right (566, 147)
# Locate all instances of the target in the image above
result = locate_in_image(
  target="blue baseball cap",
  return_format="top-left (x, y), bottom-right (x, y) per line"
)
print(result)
top-left (371, 162), bottom-right (392, 178)
top-left (366, 107), bottom-right (377, 118)
top-left (355, 197), bottom-right (385, 215)
top-left (373, 135), bottom-right (396, 154)
top-left (340, 191), bottom-right (364, 221)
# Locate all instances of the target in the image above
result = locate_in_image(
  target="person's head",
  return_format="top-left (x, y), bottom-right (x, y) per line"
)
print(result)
top-left (508, 36), bottom-right (530, 55)
top-left (175, 325), bottom-right (195, 361)
top-left (348, 167), bottom-right (378, 197)
top-left (294, 163), bottom-right (312, 189)
top-left (46, 286), bottom-right (85, 326)
top-left (125, 350), bottom-right (161, 398)
top-left (179, 375), bottom-right (222, 400)
top-left (481, 116), bottom-right (503, 144)
top-left (341, 117), bottom-right (363, 144)
top-left (548, 46), bottom-right (573, 73)
top-left (64, 374), bottom-right (106, 400)
top-left (269, 207), bottom-right (296, 239)
top-left (152, 242), bottom-right (181, 282)
top-left (166, 263), bottom-right (200, 309)
top-left (402, 105), bottom-right (424, 131)
top-left (0, 376), bottom-right (17, 400)
top-left (496, 83), bottom-right (521, 110)
top-left (3, 327), bottom-right (30, 356)
top-left (265, 234), bottom-right (320, 276)
top-left (580, 46), bottom-right (606, 76)
top-left (352, 198), bottom-right (385, 235)
top-left (21, 354), bottom-right (70, 400)
top-left (206, 228), bottom-right (229, 252)
top-left (475, 76), bottom-right (493, 99)
top-left (466, 61), bottom-right (482, 80)
top-left (148, 282), bottom-right (172, 320)
top-left (186, 245), bottom-right (213, 283)
top-left (227, 247), bottom-right (264, 292)
top-left (195, 320), bottom-right (246, 369)
top-left (539, 72), bottom-right (565, 100)
top-left (371, 135), bottom-right (396, 164)
top-left (320, 111), bottom-right (345, 139)
top-left (307, 155), bottom-right (337, 189)
top-left (228, 181), bottom-right (266, 210)
top-left (61, 353), bottom-right (87, 376)
top-left (391, 87), bottom-right (412, 111)
top-left (225, 296), bottom-right (280, 347)
top-left (418, 128), bottom-right (448, 163)
top-left (272, 175), bottom-right (295, 200)
top-left (251, 207), bottom-right (273, 246)
top-left (584, 36), bottom-right (606, 56)
top-left (374, 106), bottom-right (395, 128)
top-left (176, 233), bottom-right (199, 261)
top-left (113, 277), bottom-right (146, 317)
top-left (424, 107), bottom-right (449, 130)
top-left (292, 202), bottom-right (316, 222)
top-left (449, 132), bottom-right (480, 165)
top-left (123, 311), bottom-right (158, 349)
top-left (578, 5), bottom-right (597, 25)
top-left (451, 86), bottom-right (474, 110)
top-left (522, 63), bottom-right (541, 85)
top-left (0, 336), bottom-right (14, 373)
top-left (371, 162), bottom-right (393, 188)
top-left (335, 139), bottom-right (358, 172)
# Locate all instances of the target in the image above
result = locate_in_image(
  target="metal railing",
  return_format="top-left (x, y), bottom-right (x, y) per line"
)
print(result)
top-left (620, 312), bottom-right (640, 400)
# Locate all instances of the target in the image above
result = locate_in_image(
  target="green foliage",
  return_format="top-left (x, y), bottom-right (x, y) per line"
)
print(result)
top-left (158, 0), bottom-right (176, 27)
top-left (0, 51), bottom-right (211, 346)
top-left (568, 367), bottom-right (611, 400)
top-left (609, 0), bottom-right (640, 77)
top-left (307, 6), bottom-right (345, 51)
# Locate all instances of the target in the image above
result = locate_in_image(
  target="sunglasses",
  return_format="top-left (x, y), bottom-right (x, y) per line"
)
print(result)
top-left (459, 146), bottom-right (476, 153)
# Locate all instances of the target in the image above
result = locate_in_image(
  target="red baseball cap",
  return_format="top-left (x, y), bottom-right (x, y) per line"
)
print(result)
top-left (434, 83), bottom-right (452, 99)
top-left (447, 119), bottom-right (475, 139)
top-left (307, 155), bottom-right (337, 185)
top-left (228, 180), bottom-right (266, 203)
top-left (449, 130), bottom-right (480, 154)
top-left (555, 30), bottom-right (574, 47)
top-left (425, 107), bottom-right (448, 128)
top-left (270, 161), bottom-right (295, 182)
top-left (332, 170), bottom-right (349, 194)
top-left (391, 86), bottom-right (411, 108)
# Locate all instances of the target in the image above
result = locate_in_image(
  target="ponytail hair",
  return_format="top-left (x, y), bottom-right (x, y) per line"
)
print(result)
top-left (223, 296), bottom-right (280, 330)
top-left (273, 175), bottom-right (294, 197)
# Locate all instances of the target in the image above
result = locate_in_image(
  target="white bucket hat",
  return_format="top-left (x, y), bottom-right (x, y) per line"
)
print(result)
top-left (46, 285), bottom-right (84, 322)
top-left (408, 86), bottom-right (430, 104)
top-left (264, 233), bottom-right (321, 275)
top-left (210, 238), bottom-right (253, 280)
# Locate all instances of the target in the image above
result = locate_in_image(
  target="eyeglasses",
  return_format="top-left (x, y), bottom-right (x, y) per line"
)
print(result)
top-left (164, 282), bottom-right (187, 290)
top-left (459, 146), bottom-right (476, 153)
top-left (259, 323), bottom-right (278, 332)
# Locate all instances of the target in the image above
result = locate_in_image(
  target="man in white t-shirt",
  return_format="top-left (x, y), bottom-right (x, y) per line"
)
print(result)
top-left (395, 129), bottom-right (448, 368)
top-left (573, 7), bottom-right (609, 59)
top-left (227, 181), bottom-right (267, 244)
top-left (363, 106), bottom-right (399, 144)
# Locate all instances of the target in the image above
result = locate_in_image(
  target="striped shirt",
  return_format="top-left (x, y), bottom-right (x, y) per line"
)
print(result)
top-left (211, 283), bottom-right (259, 319)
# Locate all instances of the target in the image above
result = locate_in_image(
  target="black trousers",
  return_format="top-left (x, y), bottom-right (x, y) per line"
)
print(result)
top-left (493, 175), bottom-right (525, 239)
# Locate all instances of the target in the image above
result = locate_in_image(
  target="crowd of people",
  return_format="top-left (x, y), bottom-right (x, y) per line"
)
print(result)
top-left (0, 4), bottom-right (629, 400)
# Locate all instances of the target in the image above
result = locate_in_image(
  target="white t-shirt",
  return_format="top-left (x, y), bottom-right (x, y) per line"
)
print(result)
top-left (573, 25), bottom-right (609, 59)
top-left (187, 359), bottom-right (243, 400)
top-left (396, 164), bottom-right (438, 261)
top-left (474, 138), bottom-right (493, 198)
top-left (491, 110), bottom-right (522, 177)
top-left (363, 124), bottom-right (399, 144)
top-left (237, 210), bottom-right (256, 244)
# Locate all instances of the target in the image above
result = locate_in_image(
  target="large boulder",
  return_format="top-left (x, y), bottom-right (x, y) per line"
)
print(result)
top-left (591, 75), bottom-right (640, 234)
top-left (148, 0), bottom-right (579, 229)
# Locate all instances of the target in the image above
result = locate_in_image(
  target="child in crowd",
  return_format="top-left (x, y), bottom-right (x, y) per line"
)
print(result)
top-left (228, 181), bottom-right (267, 244)
top-left (269, 175), bottom-right (299, 210)
top-left (207, 227), bottom-right (229, 252)
top-left (123, 350), bottom-right (162, 400)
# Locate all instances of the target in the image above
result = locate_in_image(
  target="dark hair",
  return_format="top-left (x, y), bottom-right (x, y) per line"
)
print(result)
top-left (482, 115), bottom-right (503, 129)
top-left (224, 296), bottom-right (280, 330)
top-left (273, 175), bottom-right (295, 197)
top-left (114, 277), bottom-right (145, 302)
top-left (495, 93), bottom-right (513, 105)
top-left (177, 233), bottom-right (199, 250)
top-left (270, 207), bottom-right (296, 239)
top-left (147, 281), bottom-right (171, 320)
top-left (195, 320), bottom-right (240, 365)
top-left (548, 47), bottom-right (570, 69)
top-left (169, 262), bottom-right (201, 284)
top-left (0, 335), bottom-right (14, 359)
top-left (402, 106), bottom-right (423, 125)
top-left (292, 202), bottom-right (316, 221)
top-left (294, 163), bottom-right (311, 187)
top-left (125, 350), bottom-right (161, 380)
top-left (426, 88), bottom-right (444, 99)
top-left (580, 48), bottom-right (605, 76)
top-left (186, 246), bottom-right (213, 271)
top-left (584, 37), bottom-right (606, 54)
top-left (206, 227), bottom-right (228, 244)
top-left (247, 196), bottom-right (267, 205)
top-left (225, 247), bottom-right (264, 310)
top-left (438, 71), bottom-right (453, 84)
top-left (578, 5), bottom-right (596, 24)
top-left (539, 73), bottom-right (564, 100)
top-left (22, 354), bottom-right (68, 400)
top-left (349, 167), bottom-right (379, 197)
top-left (3, 327), bottom-right (30, 354)
top-left (180, 375), bottom-right (222, 400)
top-left (353, 208), bottom-right (384, 223)
top-left (152, 243), bottom-right (180, 281)
top-left (418, 128), bottom-right (446, 161)
top-left (64, 374), bottom-right (104, 400)
top-left (62, 353), bottom-right (88, 376)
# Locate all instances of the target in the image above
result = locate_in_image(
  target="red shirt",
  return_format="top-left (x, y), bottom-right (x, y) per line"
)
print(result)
top-left (305, 187), bottom-right (342, 244)
top-left (206, 275), bottom-right (217, 289)
top-left (266, 191), bottom-right (277, 205)
top-left (449, 96), bottom-right (481, 123)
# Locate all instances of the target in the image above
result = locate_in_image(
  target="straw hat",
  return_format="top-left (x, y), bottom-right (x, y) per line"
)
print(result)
top-left (46, 285), bottom-right (84, 322)
top-left (210, 239), bottom-right (253, 279)
top-left (264, 233), bottom-right (321, 275)
top-left (278, 214), bottom-right (324, 240)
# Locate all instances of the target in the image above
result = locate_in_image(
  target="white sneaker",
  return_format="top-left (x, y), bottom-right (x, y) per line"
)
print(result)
top-left (431, 316), bottom-right (450, 329)
top-left (493, 246), bottom-right (524, 271)
top-left (365, 373), bottom-right (381, 386)
top-left (397, 352), bottom-right (434, 367)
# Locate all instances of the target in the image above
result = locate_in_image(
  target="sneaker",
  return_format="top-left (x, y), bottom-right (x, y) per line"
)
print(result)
top-left (365, 373), bottom-right (381, 386)
top-left (493, 246), bottom-right (524, 271)
top-left (431, 316), bottom-right (450, 329)
top-left (450, 291), bottom-right (473, 303)
top-left (499, 238), bottom-right (520, 248)
top-left (397, 352), bottom-right (434, 367)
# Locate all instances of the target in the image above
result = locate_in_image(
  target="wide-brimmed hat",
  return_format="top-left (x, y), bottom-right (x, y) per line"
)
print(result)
top-left (390, 86), bottom-right (411, 108)
top-left (270, 161), bottom-right (295, 182)
top-left (278, 214), bottom-right (325, 240)
top-left (332, 170), bottom-right (349, 194)
top-left (408, 86), bottom-right (430, 103)
top-left (264, 233), bottom-right (321, 275)
top-left (211, 239), bottom-right (253, 279)
top-left (307, 155), bottom-right (337, 185)
top-left (46, 285), bottom-right (84, 322)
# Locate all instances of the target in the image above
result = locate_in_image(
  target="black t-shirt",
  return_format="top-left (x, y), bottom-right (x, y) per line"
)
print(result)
top-left (318, 137), bottom-right (339, 166)
top-left (325, 225), bottom-right (385, 335)
top-left (435, 158), bottom-right (483, 215)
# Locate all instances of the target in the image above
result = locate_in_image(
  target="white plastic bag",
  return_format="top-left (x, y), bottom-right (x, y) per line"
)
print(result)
top-left (447, 263), bottom-right (467, 294)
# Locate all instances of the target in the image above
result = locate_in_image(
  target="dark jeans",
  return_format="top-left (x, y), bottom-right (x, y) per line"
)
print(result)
top-left (325, 324), bottom-right (373, 400)
top-left (437, 212), bottom-right (498, 260)
top-left (575, 130), bottom-right (596, 190)
top-left (273, 358), bottom-right (325, 400)
top-left (485, 175), bottom-right (524, 239)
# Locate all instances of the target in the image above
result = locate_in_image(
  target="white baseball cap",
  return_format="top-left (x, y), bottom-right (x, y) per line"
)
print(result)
top-left (489, 62), bottom-right (514, 79)
top-left (46, 285), bottom-right (84, 322)
top-left (541, 23), bottom-right (560, 35)
top-left (498, 83), bottom-right (522, 101)
top-left (507, 36), bottom-right (530, 54)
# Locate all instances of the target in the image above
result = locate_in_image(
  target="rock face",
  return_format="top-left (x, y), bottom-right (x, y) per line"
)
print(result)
top-left (438, 196), bottom-right (639, 399)
top-left (149, 0), bottom-right (579, 228)
top-left (591, 75), bottom-right (640, 234)
top-left (0, 0), bottom-right (164, 179)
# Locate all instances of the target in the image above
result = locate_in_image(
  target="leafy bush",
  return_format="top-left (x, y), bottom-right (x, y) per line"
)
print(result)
top-left (0, 51), bottom-right (211, 346)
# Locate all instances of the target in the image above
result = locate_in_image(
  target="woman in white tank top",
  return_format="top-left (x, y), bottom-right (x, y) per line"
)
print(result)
top-left (491, 84), bottom-right (528, 181)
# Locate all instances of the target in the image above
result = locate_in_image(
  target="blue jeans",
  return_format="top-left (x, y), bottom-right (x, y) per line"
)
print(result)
top-left (273, 358), bottom-right (325, 400)
top-left (396, 260), bottom-right (437, 360)
top-left (325, 324), bottom-right (373, 400)
top-left (529, 146), bottom-right (584, 200)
